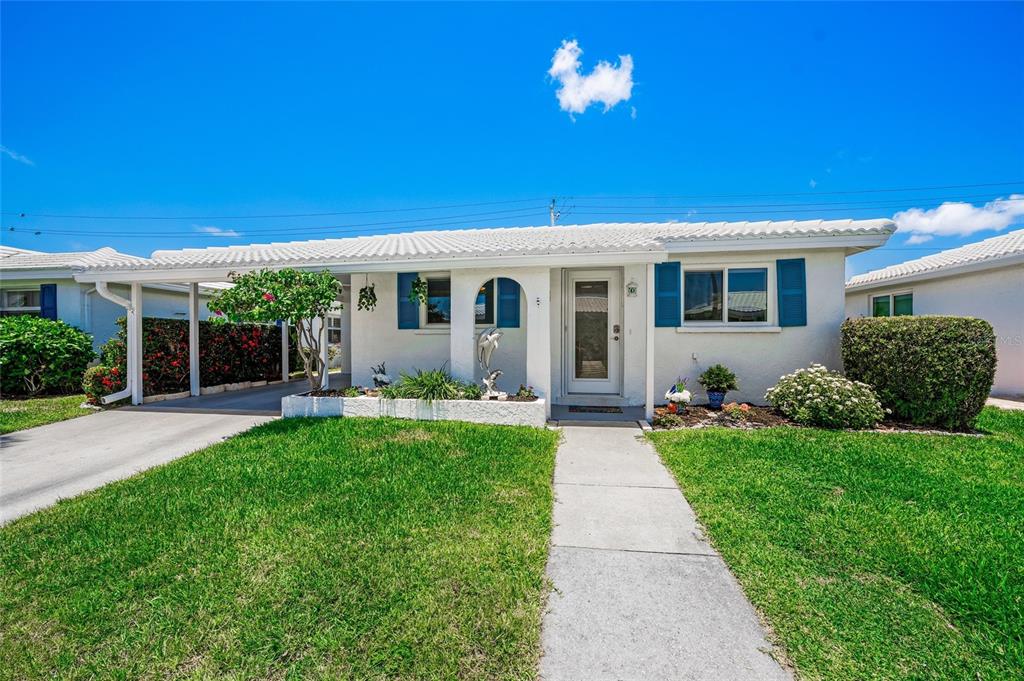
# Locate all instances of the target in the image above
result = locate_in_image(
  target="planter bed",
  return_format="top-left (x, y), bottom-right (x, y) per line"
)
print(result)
top-left (282, 392), bottom-right (546, 427)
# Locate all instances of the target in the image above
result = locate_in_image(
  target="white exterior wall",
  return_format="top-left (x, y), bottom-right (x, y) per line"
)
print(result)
top-left (0, 277), bottom-right (215, 351)
top-left (654, 249), bottom-right (848, 405)
top-left (349, 272), bottom-right (529, 391)
top-left (845, 264), bottom-right (1024, 398)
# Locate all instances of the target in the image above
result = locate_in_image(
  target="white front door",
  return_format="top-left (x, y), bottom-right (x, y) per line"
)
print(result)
top-left (565, 269), bottom-right (623, 395)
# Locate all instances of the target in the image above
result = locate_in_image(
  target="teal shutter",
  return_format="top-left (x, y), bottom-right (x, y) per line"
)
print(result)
top-left (776, 259), bottom-right (807, 327)
top-left (40, 284), bottom-right (58, 320)
top-left (496, 278), bottom-right (520, 328)
top-left (397, 273), bottom-right (419, 329)
top-left (654, 262), bottom-right (681, 327)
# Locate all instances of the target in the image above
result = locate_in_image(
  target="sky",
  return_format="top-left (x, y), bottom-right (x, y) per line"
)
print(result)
top-left (1, 2), bottom-right (1022, 277)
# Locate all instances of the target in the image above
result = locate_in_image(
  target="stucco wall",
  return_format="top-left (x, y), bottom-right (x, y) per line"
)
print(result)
top-left (349, 272), bottom-right (528, 390)
top-left (845, 264), bottom-right (1024, 397)
top-left (654, 249), bottom-right (848, 405)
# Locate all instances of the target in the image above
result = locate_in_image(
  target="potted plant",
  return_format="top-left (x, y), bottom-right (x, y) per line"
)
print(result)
top-left (699, 364), bottom-right (738, 409)
top-left (663, 378), bottom-right (691, 413)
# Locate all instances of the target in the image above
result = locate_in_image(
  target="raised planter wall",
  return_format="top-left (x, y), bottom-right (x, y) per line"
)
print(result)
top-left (281, 394), bottom-right (547, 427)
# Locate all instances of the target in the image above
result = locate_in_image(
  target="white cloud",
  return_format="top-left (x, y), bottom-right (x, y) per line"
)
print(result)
top-left (893, 195), bottom-right (1024, 243)
top-left (0, 145), bottom-right (34, 166)
top-left (809, 179), bottom-right (817, 189)
top-left (193, 224), bottom-right (240, 238)
top-left (548, 39), bottom-right (633, 117)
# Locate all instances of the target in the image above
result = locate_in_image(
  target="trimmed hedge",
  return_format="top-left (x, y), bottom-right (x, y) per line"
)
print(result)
top-left (841, 316), bottom-right (996, 430)
top-left (97, 317), bottom-right (290, 398)
top-left (0, 316), bottom-right (95, 396)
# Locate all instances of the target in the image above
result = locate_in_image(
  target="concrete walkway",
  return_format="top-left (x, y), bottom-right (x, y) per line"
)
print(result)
top-left (1, 409), bottom-right (272, 524)
top-left (988, 397), bottom-right (1024, 411)
top-left (540, 425), bottom-right (790, 680)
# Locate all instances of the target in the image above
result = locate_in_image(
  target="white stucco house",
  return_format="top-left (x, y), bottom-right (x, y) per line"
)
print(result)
top-left (845, 229), bottom-right (1024, 398)
top-left (67, 219), bottom-right (895, 417)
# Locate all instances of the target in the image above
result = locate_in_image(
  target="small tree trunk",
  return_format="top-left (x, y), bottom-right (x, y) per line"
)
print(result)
top-left (295, 318), bottom-right (324, 391)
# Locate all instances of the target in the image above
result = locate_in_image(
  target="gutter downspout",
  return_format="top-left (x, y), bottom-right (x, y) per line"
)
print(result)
top-left (94, 282), bottom-right (135, 404)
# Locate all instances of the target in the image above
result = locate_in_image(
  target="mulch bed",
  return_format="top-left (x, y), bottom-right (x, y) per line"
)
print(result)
top-left (653, 405), bottom-right (791, 430)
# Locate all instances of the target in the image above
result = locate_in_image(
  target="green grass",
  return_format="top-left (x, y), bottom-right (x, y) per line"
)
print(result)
top-left (649, 407), bottom-right (1024, 680)
top-left (0, 417), bottom-right (559, 679)
top-left (0, 394), bottom-right (91, 434)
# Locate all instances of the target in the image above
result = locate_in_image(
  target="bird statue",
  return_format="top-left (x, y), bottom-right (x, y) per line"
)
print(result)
top-left (477, 327), bottom-right (505, 398)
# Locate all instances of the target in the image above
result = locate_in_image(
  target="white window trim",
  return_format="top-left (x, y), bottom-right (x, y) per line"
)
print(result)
top-left (870, 290), bottom-right (913, 317)
top-left (678, 262), bottom-right (776, 330)
top-left (0, 289), bottom-right (42, 314)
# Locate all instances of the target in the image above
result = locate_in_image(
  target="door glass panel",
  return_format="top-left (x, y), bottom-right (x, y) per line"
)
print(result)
top-left (574, 281), bottom-right (609, 379)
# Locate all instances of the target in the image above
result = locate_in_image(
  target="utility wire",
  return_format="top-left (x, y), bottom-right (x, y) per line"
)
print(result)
top-left (4, 181), bottom-right (1019, 222)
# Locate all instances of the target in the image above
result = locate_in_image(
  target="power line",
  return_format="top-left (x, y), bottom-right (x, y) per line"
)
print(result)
top-left (569, 192), bottom-right (1023, 211)
top-left (566, 180), bottom-right (1024, 201)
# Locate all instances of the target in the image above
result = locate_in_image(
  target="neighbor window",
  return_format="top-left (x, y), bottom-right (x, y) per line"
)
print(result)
top-left (684, 267), bottom-right (768, 324)
top-left (0, 289), bottom-right (41, 316)
top-left (872, 292), bottom-right (913, 317)
top-left (326, 315), bottom-right (342, 344)
top-left (424, 278), bottom-right (495, 326)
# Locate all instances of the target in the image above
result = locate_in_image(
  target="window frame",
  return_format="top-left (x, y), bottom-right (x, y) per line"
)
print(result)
top-left (679, 262), bottom-right (774, 327)
top-left (326, 314), bottom-right (343, 344)
top-left (0, 288), bottom-right (42, 316)
top-left (870, 290), bottom-right (913, 317)
top-left (419, 275), bottom-right (498, 328)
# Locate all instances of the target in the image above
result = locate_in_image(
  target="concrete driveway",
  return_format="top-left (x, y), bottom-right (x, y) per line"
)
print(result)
top-left (1, 409), bottom-right (272, 524)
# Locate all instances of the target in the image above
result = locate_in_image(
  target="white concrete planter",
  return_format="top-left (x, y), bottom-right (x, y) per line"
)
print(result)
top-left (281, 394), bottom-right (547, 427)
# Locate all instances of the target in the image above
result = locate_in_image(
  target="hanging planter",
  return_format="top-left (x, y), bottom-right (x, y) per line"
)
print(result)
top-left (357, 283), bottom-right (378, 311)
top-left (409, 277), bottom-right (429, 306)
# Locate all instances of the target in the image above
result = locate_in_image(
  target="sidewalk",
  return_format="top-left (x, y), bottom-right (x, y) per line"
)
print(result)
top-left (540, 424), bottom-right (790, 680)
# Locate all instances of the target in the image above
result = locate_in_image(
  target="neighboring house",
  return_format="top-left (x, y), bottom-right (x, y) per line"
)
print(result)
top-left (845, 229), bottom-right (1024, 398)
top-left (0, 246), bottom-right (226, 351)
top-left (71, 219), bottom-right (894, 414)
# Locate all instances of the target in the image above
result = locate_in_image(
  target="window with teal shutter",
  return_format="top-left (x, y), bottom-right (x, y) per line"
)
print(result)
top-left (496, 278), bottom-right (520, 327)
top-left (396, 273), bottom-right (419, 329)
top-left (776, 259), bottom-right (806, 327)
top-left (654, 262), bottom-right (681, 327)
top-left (39, 284), bottom-right (58, 320)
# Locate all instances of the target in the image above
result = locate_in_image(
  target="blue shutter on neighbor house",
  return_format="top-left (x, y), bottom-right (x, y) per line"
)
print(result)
top-left (496, 278), bottom-right (520, 328)
top-left (397, 272), bottom-right (419, 329)
top-left (776, 258), bottom-right (807, 327)
top-left (654, 262), bottom-right (681, 327)
top-left (39, 284), bottom-right (58, 320)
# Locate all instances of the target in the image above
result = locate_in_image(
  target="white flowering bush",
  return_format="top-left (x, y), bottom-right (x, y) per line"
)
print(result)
top-left (765, 364), bottom-right (885, 429)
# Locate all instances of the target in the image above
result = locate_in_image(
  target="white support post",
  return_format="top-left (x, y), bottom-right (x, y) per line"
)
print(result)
top-left (449, 271), bottom-right (479, 383)
top-left (188, 283), bottom-right (200, 397)
top-left (281, 320), bottom-right (290, 382)
top-left (645, 263), bottom-right (655, 422)
top-left (129, 283), bottom-right (144, 405)
top-left (523, 269), bottom-right (552, 419)
top-left (319, 316), bottom-right (329, 389)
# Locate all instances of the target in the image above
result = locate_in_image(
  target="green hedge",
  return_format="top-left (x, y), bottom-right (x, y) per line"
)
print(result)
top-left (0, 316), bottom-right (95, 396)
top-left (841, 316), bottom-right (995, 430)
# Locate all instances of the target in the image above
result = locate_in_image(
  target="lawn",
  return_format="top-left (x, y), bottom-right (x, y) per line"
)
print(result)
top-left (0, 417), bottom-right (559, 679)
top-left (0, 394), bottom-right (92, 434)
top-left (650, 407), bottom-right (1024, 680)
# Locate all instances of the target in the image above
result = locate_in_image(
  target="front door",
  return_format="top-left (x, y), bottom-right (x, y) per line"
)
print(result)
top-left (565, 269), bottom-right (623, 395)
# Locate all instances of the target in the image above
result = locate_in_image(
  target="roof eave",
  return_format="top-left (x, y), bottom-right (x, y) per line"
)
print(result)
top-left (845, 252), bottom-right (1024, 292)
top-left (664, 232), bottom-right (893, 255)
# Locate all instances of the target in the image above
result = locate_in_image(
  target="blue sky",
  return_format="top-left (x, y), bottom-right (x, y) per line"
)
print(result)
top-left (2, 2), bottom-right (1022, 276)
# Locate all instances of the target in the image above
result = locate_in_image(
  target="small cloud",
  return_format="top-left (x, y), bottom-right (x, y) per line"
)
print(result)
top-left (630, 106), bottom-right (637, 120)
top-left (893, 195), bottom-right (1024, 241)
top-left (1, 145), bottom-right (34, 166)
top-left (193, 224), bottom-right (240, 238)
top-left (548, 39), bottom-right (634, 117)
top-left (809, 179), bottom-right (817, 189)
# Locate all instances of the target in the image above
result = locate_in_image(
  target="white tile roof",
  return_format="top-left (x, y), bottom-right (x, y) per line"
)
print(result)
top-left (847, 229), bottom-right (1024, 290)
top-left (78, 219), bottom-right (894, 273)
top-left (0, 246), bottom-right (148, 271)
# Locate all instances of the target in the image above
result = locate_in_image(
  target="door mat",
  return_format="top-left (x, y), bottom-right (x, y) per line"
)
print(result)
top-left (567, 405), bottom-right (623, 414)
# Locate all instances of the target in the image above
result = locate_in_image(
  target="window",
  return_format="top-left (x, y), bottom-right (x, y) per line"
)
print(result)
top-left (424, 277), bottom-right (495, 326)
top-left (326, 315), bottom-right (342, 344)
top-left (683, 271), bottom-right (723, 321)
top-left (684, 267), bottom-right (768, 324)
top-left (1, 289), bottom-right (41, 316)
top-left (728, 268), bottom-right (768, 322)
top-left (872, 292), bottom-right (913, 317)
